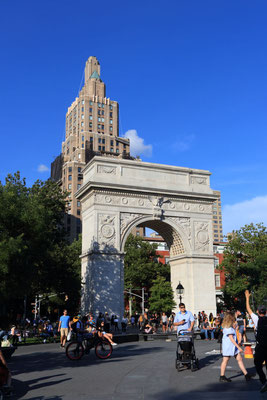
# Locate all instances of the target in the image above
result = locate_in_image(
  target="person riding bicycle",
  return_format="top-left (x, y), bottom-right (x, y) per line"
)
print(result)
top-left (76, 316), bottom-right (94, 343)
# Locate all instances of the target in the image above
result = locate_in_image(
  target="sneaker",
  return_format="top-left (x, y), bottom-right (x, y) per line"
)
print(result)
top-left (260, 382), bottom-right (267, 393)
top-left (112, 343), bottom-right (118, 346)
top-left (219, 376), bottom-right (232, 383)
top-left (245, 373), bottom-right (256, 381)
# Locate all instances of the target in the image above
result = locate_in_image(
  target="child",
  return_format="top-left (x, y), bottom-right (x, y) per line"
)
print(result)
top-left (220, 312), bottom-right (254, 382)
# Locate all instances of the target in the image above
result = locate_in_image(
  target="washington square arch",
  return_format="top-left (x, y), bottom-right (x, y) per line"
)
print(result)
top-left (76, 155), bottom-right (218, 318)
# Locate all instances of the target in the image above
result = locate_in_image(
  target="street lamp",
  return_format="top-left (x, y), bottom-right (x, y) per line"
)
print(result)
top-left (176, 281), bottom-right (184, 304)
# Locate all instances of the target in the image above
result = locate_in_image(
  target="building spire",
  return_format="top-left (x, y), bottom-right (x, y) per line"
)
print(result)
top-left (85, 56), bottom-right (100, 83)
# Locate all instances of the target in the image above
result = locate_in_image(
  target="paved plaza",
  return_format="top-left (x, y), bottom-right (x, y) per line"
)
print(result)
top-left (8, 337), bottom-right (266, 400)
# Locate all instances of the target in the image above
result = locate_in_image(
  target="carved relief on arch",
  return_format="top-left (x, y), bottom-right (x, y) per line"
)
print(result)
top-left (120, 213), bottom-right (143, 237)
top-left (168, 216), bottom-right (192, 249)
top-left (194, 221), bottom-right (210, 253)
top-left (98, 214), bottom-right (116, 248)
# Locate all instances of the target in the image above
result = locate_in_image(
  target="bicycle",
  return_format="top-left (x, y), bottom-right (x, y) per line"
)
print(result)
top-left (66, 332), bottom-right (113, 361)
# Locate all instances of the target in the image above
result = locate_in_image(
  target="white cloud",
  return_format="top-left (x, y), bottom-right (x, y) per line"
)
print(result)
top-left (223, 195), bottom-right (267, 234)
top-left (38, 164), bottom-right (50, 173)
top-left (173, 134), bottom-right (195, 152)
top-left (123, 130), bottom-right (152, 157)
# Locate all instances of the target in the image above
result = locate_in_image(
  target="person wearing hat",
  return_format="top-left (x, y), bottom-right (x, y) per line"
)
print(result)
top-left (245, 290), bottom-right (267, 393)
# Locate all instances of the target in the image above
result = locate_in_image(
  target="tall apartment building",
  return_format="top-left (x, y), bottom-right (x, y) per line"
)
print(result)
top-left (51, 56), bottom-right (130, 240)
top-left (212, 190), bottom-right (224, 242)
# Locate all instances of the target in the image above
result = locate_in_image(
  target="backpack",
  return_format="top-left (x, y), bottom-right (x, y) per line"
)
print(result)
top-left (256, 316), bottom-right (267, 348)
top-left (70, 319), bottom-right (79, 333)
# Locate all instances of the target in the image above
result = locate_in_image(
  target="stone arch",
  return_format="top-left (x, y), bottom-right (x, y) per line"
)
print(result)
top-left (78, 156), bottom-right (217, 318)
top-left (120, 215), bottom-right (191, 259)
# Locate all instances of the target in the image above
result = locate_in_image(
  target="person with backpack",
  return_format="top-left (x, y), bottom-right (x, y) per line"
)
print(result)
top-left (245, 290), bottom-right (267, 393)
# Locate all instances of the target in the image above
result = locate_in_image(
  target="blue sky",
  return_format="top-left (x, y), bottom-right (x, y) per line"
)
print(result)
top-left (1, 0), bottom-right (267, 235)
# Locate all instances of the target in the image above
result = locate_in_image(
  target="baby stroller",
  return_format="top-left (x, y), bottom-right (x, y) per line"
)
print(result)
top-left (175, 330), bottom-right (199, 372)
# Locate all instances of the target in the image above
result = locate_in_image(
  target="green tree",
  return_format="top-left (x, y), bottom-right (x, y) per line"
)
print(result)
top-left (149, 275), bottom-right (176, 313)
top-left (0, 172), bottom-right (81, 319)
top-left (221, 223), bottom-right (267, 309)
top-left (124, 234), bottom-right (170, 290)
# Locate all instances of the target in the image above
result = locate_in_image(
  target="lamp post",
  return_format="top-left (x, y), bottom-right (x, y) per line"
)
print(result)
top-left (176, 281), bottom-right (184, 304)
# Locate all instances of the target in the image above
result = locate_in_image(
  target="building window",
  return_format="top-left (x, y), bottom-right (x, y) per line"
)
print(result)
top-left (82, 143), bottom-right (84, 148)
top-left (81, 107), bottom-right (84, 112)
top-left (68, 167), bottom-right (72, 172)
top-left (77, 184), bottom-right (81, 189)
top-left (98, 146), bottom-right (101, 151)
top-left (110, 112), bottom-right (113, 117)
top-left (89, 116), bottom-right (93, 121)
top-left (110, 105), bottom-right (113, 110)
top-left (81, 114), bottom-right (84, 119)
top-left (78, 154), bottom-right (81, 159)
top-left (101, 125), bottom-right (104, 129)
top-left (110, 119), bottom-right (113, 124)
top-left (215, 274), bottom-right (221, 287)
top-left (98, 103), bottom-right (101, 107)
top-left (90, 137), bottom-right (93, 142)
top-left (81, 122), bottom-right (84, 127)
top-left (101, 118), bottom-right (105, 123)
top-left (89, 100), bottom-right (93, 105)
top-left (98, 138), bottom-right (101, 143)
top-left (82, 135), bottom-right (84, 141)
top-left (110, 148), bottom-right (113, 152)
top-left (102, 139), bottom-right (105, 144)
top-left (116, 141), bottom-right (119, 146)
top-left (89, 107), bottom-right (92, 113)
top-left (78, 167), bottom-right (81, 172)
top-left (102, 146), bottom-right (105, 151)
top-left (102, 110), bottom-right (104, 115)
top-left (68, 175), bottom-right (72, 180)
top-left (98, 117), bottom-right (101, 122)
top-left (116, 149), bottom-right (119, 153)
top-left (98, 110), bottom-right (101, 116)
top-left (77, 201), bottom-right (81, 207)
top-left (110, 126), bottom-right (113, 131)
top-left (89, 122), bottom-right (92, 128)
top-left (98, 124), bottom-right (101, 129)
top-left (68, 184), bottom-right (72, 189)
top-left (214, 258), bottom-right (219, 268)
top-left (77, 210), bottom-right (81, 216)
top-left (82, 100), bottom-right (85, 105)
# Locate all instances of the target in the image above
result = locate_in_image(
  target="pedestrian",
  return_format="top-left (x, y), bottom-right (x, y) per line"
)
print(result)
top-left (245, 290), bottom-right (267, 393)
top-left (121, 315), bottom-right (128, 333)
top-left (104, 312), bottom-right (111, 333)
top-left (173, 303), bottom-right (195, 334)
top-left (219, 312), bottom-right (254, 383)
top-left (58, 309), bottom-right (71, 348)
top-left (114, 315), bottom-right (119, 332)
top-left (0, 348), bottom-right (12, 394)
top-left (235, 310), bottom-right (247, 344)
top-left (161, 312), bottom-right (168, 333)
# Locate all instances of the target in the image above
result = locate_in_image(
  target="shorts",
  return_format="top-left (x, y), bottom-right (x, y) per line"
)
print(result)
top-left (60, 328), bottom-right (69, 337)
top-left (162, 322), bottom-right (167, 326)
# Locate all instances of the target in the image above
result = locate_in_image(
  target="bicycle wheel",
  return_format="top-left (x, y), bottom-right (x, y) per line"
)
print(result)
top-left (95, 340), bottom-right (113, 359)
top-left (66, 341), bottom-right (84, 360)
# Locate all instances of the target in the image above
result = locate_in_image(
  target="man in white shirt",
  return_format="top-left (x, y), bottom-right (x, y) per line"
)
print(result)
top-left (173, 303), bottom-right (195, 334)
top-left (245, 290), bottom-right (267, 393)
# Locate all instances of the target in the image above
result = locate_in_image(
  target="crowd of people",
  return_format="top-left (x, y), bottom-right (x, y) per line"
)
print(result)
top-left (0, 289), bottom-right (266, 394)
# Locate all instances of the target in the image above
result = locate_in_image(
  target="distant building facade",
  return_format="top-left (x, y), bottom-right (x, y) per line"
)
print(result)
top-left (51, 56), bottom-right (130, 240)
top-left (212, 190), bottom-right (223, 242)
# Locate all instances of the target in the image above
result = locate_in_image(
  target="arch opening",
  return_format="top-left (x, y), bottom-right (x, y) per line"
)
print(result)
top-left (122, 218), bottom-right (185, 258)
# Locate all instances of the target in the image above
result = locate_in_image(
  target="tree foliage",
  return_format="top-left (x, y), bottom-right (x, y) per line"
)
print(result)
top-left (124, 234), bottom-right (170, 290)
top-left (124, 234), bottom-right (171, 312)
top-left (0, 172), bottom-right (81, 319)
top-left (149, 276), bottom-right (176, 313)
top-left (221, 223), bottom-right (267, 309)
